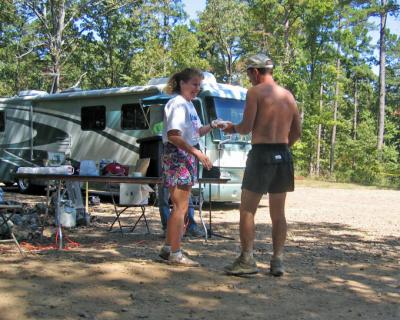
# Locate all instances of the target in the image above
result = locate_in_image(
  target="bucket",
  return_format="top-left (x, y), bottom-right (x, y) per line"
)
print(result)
top-left (59, 201), bottom-right (76, 228)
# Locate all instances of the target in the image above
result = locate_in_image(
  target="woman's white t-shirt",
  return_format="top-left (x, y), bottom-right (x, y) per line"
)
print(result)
top-left (162, 95), bottom-right (202, 146)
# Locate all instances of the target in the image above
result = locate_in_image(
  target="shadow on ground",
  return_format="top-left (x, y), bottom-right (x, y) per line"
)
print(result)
top-left (1, 204), bottom-right (399, 320)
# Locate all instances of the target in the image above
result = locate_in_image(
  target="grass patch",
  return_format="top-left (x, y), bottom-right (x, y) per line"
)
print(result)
top-left (295, 177), bottom-right (379, 190)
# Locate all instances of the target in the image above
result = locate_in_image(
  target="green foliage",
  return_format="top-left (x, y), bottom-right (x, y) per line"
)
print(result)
top-left (169, 25), bottom-right (209, 71)
top-left (0, 0), bottom-right (398, 188)
top-left (197, 0), bottom-right (251, 83)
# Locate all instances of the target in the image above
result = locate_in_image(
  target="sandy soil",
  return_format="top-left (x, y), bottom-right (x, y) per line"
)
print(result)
top-left (0, 181), bottom-right (399, 320)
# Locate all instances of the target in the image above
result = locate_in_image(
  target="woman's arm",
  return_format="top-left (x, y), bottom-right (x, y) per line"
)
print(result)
top-left (223, 87), bottom-right (257, 135)
top-left (167, 130), bottom-right (212, 170)
top-left (198, 124), bottom-right (213, 137)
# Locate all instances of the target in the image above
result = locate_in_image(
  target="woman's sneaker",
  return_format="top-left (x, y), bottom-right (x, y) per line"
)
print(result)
top-left (224, 254), bottom-right (259, 275)
top-left (158, 245), bottom-right (171, 261)
top-left (167, 251), bottom-right (200, 267)
top-left (270, 257), bottom-right (284, 277)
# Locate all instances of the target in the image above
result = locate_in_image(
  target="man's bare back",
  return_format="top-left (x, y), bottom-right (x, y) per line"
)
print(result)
top-left (250, 81), bottom-right (300, 145)
top-left (229, 73), bottom-right (301, 146)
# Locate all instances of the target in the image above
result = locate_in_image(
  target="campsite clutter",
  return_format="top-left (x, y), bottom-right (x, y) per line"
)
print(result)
top-left (0, 200), bottom-right (46, 241)
top-left (0, 188), bottom-right (92, 244)
top-left (0, 155), bottom-right (154, 250)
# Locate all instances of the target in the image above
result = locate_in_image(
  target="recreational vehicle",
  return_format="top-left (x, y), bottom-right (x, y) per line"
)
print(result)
top-left (0, 73), bottom-right (250, 201)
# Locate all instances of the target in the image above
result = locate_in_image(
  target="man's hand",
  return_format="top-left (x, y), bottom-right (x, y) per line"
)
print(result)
top-left (223, 122), bottom-right (235, 134)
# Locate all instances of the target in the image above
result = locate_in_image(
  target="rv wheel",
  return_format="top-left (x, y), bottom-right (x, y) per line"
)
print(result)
top-left (17, 178), bottom-right (31, 193)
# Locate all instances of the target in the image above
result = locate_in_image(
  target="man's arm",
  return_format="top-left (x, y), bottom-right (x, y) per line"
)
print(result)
top-left (288, 96), bottom-right (301, 147)
top-left (224, 87), bottom-right (257, 134)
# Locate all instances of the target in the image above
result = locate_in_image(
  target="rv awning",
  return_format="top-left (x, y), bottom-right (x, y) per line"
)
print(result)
top-left (141, 94), bottom-right (173, 106)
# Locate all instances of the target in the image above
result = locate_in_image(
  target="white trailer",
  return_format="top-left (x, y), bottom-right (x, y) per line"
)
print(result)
top-left (0, 75), bottom-right (250, 201)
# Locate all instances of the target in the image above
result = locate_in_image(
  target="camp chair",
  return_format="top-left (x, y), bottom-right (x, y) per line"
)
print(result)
top-left (0, 204), bottom-right (25, 256)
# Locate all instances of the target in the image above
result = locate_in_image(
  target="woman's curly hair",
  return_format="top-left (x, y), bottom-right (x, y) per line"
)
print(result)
top-left (164, 68), bottom-right (204, 94)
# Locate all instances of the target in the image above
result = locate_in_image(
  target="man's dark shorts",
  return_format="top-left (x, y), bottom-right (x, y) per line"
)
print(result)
top-left (242, 144), bottom-right (294, 194)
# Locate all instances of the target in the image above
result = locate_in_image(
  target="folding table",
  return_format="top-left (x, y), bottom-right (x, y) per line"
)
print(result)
top-left (14, 173), bottom-right (162, 248)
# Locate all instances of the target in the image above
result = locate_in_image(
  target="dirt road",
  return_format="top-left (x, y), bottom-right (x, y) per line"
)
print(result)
top-left (1, 182), bottom-right (399, 320)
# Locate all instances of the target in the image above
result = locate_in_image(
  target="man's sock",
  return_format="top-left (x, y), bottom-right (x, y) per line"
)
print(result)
top-left (272, 254), bottom-right (283, 261)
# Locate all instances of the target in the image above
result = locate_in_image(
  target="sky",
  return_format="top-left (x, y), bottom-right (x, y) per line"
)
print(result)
top-left (182, 0), bottom-right (399, 37)
top-left (182, 0), bottom-right (206, 21)
top-left (182, 0), bottom-right (399, 74)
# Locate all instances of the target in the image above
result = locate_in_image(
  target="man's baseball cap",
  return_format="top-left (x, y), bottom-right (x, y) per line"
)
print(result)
top-left (246, 53), bottom-right (274, 69)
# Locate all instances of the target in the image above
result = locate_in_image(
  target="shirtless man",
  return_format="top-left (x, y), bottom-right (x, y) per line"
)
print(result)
top-left (223, 53), bottom-right (301, 276)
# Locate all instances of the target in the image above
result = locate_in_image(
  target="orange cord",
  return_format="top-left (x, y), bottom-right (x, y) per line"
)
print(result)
top-left (16, 227), bottom-right (81, 252)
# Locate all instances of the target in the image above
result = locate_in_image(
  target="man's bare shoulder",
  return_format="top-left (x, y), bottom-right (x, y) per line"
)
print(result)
top-left (276, 85), bottom-right (296, 105)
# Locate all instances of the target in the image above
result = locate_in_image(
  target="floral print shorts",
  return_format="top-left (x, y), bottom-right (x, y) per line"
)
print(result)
top-left (162, 143), bottom-right (198, 187)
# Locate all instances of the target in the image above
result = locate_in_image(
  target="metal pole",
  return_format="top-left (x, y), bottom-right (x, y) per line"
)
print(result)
top-left (85, 182), bottom-right (89, 213)
top-left (57, 180), bottom-right (63, 249)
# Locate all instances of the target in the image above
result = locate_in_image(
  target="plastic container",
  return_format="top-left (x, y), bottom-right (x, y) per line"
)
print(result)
top-left (59, 201), bottom-right (76, 228)
top-left (79, 160), bottom-right (98, 176)
top-left (131, 172), bottom-right (143, 177)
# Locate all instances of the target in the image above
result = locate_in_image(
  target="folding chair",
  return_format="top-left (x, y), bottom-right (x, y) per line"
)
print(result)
top-left (0, 204), bottom-right (25, 256)
top-left (108, 158), bottom-right (153, 234)
top-left (108, 190), bottom-right (152, 234)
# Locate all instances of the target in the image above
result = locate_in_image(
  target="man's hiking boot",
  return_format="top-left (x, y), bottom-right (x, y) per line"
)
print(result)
top-left (270, 257), bottom-right (284, 277)
top-left (167, 251), bottom-right (200, 267)
top-left (224, 254), bottom-right (259, 276)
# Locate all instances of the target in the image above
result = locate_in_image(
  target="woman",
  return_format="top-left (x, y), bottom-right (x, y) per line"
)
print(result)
top-left (159, 68), bottom-right (220, 266)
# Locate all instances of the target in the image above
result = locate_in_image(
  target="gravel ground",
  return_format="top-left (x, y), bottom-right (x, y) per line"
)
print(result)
top-left (0, 181), bottom-right (399, 320)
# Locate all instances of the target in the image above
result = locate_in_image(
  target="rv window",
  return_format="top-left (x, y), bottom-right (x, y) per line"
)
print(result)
top-left (0, 111), bottom-right (5, 132)
top-left (81, 106), bottom-right (106, 131)
top-left (206, 97), bottom-right (249, 142)
top-left (121, 103), bottom-right (149, 130)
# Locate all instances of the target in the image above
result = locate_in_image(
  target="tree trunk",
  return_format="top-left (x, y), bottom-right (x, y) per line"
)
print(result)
top-left (316, 83), bottom-right (323, 176)
top-left (15, 53), bottom-right (20, 94)
top-left (353, 80), bottom-right (358, 140)
top-left (227, 50), bottom-right (232, 84)
top-left (377, 0), bottom-right (387, 150)
top-left (284, 13), bottom-right (290, 65)
top-left (330, 17), bottom-right (341, 176)
top-left (49, 0), bottom-right (66, 93)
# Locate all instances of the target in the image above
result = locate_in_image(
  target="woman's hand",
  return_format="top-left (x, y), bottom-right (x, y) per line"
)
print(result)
top-left (168, 133), bottom-right (212, 170)
top-left (194, 149), bottom-right (212, 171)
top-left (212, 119), bottom-right (232, 129)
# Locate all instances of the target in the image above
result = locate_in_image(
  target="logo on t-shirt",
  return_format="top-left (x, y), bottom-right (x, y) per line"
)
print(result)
top-left (190, 113), bottom-right (200, 139)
